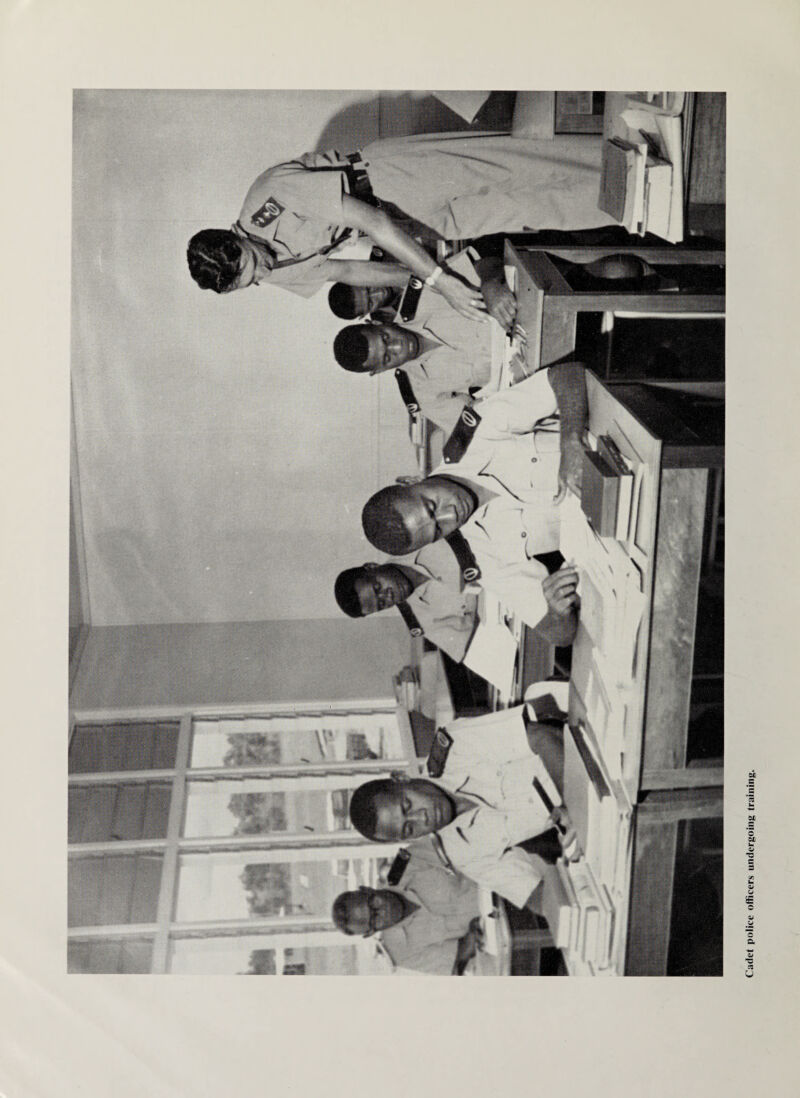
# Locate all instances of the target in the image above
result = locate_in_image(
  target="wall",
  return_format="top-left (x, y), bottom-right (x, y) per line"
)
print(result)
top-left (70, 616), bottom-right (409, 711)
top-left (71, 90), bottom-right (418, 626)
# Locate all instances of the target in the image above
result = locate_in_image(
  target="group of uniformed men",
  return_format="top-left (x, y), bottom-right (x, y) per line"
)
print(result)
top-left (187, 126), bottom-right (645, 974)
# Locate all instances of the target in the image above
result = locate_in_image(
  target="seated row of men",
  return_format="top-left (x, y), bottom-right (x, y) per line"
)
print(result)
top-left (329, 249), bottom-right (672, 661)
top-left (325, 250), bottom-right (651, 972)
top-left (331, 682), bottom-right (576, 975)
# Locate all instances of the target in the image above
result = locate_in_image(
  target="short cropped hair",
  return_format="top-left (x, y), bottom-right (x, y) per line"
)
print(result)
top-left (362, 486), bottom-right (414, 555)
top-left (349, 779), bottom-right (395, 840)
top-left (334, 568), bottom-right (367, 618)
top-left (331, 891), bottom-right (358, 934)
top-left (333, 326), bottom-right (371, 372)
top-left (328, 284), bottom-right (361, 319)
top-left (187, 229), bottom-right (243, 293)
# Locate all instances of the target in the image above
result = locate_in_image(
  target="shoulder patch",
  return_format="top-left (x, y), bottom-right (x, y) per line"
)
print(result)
top-left (442, 404), bottom-right (481, 464)
top-left (251, 196), bottom-right (286, 228)
top-left (386, 848), bottom-right (411, 886)
top-left (427, 727), bottom-right (453, 778)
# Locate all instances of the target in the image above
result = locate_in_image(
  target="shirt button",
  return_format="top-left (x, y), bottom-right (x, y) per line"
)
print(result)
top-left (530, 456), bottom-right (538, 463)
top-left (521, 531), bottom-right (526, 538)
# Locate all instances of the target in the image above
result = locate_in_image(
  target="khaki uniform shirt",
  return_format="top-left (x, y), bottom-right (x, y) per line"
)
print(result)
top-left (422, 706), bottom-right (563, 909)
top-left (405, 541), bottom-right (479, 664)
top-left (237, 135), bottom-right (615, 297)
top-left (431, 369), bottom-right (565, 628)
top-left (378, 843), bottom-right (480, 975)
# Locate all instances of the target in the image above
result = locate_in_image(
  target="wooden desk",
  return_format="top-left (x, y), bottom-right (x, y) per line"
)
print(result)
top-left (564, 372), bottom-right (723, 974)
top-left (505, 241), bottom-right (725, 376)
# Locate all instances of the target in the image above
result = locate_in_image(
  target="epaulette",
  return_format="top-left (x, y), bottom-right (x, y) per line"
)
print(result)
top-left (427, 727), bottom-right (453, 778)
top-left (387, 848), bottom-right (411, 886)
top-left (442, 404), bottom-right (481, 464)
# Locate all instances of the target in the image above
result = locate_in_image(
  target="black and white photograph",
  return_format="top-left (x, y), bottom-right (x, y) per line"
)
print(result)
top-left (3, 1), bottom-right (798, 1095)
top-left (68, 88), bottom-right (725, 977)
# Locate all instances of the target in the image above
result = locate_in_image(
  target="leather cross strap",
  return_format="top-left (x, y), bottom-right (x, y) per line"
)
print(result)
top-left (445, 529), bottom-right (481, 584)
top-left (394, 369), bottom-right (420, 415)
top-left (397, 601), bottom-right (424, 637)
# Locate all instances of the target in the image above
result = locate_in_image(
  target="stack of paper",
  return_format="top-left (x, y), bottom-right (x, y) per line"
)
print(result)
top-left (541, 865), bottom-right (577, 950)
top-left (562, 860), bottom-right (616, 969)
top-left (598, 137), bottom-right (647, 232)
top-left (599, 134), bottom-right (675, 239)
top-left (563, 721), bottom-right (625, 885)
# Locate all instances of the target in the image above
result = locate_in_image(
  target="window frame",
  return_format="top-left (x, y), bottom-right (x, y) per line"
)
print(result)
top-left (69, 698), bottom-right (411, 974)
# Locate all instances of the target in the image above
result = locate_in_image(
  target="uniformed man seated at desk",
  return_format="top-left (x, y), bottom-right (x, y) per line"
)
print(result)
top-left (333, 250), bottom-right (517, 434)
top-left (360, 363), bottom-right (586, 645)
top-left (327, 282), bottom-right (401, 322)
top-left (348, 685), bottom-right (575, 917)
top-left (334, 541), bottom-right (479, 663)
top-left (331, 843), bottom-right (482, 976)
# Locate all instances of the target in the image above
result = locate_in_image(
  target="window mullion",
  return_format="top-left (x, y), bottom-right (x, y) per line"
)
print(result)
top-left (151, 712), bottom-right (192, 973)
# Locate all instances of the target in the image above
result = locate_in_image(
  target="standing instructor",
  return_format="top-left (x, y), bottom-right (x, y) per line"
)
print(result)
top-left (187, 132), bottom-right (615, 320)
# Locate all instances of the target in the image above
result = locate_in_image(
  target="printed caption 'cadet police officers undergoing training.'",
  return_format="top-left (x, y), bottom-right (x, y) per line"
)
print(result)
top-left (186, 131), bottom-right (617, 321)
top-left (334, 539), bottom-right (480, 664)
top-left (331, 844), bottom-right (483, 976)
top-left (333, 250), bottom-right (516, 435)
top-left (360, 363), bottom-right (588, 646)
top-left (348, 682), bottom-right (578, 916)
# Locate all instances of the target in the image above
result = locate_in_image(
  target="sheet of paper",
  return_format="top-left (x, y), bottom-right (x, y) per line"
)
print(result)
top-left (462, 619), bottom-right (518, 694)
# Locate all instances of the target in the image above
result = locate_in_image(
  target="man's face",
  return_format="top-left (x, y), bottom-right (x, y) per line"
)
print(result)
top-left (372, 779), bottom-right (456, 842)
top-left (342, 888), bottom-right (407, 937)
top-left (353, 564), bottom-right (413, 616)
top-left (395, 477), bottom-right (476, 551)
top-left (360, 324), bottom-right (420, 373)
top-left (351, 286), bottom-right (395, 317)
top-left (221, 238), bottom-right (271, 293)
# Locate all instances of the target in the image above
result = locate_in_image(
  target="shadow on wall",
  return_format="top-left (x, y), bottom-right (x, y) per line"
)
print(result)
top-left (314, 92), bottom-right (517, 152)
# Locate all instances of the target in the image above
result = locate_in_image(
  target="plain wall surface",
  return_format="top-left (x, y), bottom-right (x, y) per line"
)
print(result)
top-left (70, 616), bottom-right (409, 710)
top-left (72, 90), bottom-right (418, 626)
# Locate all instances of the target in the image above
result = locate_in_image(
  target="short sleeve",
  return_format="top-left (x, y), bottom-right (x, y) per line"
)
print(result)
top-left (268, 160), bottom-right (346, 225)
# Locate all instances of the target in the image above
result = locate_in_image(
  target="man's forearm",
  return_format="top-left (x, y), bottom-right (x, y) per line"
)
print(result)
top-left (342, 197), bottom-right (439, 282)
top-left (534, 606), bottom-right (579, 646)
top-left (547, 362), bottom-right (588, 438)
top-left (325, 258), bottom-right (409, 288)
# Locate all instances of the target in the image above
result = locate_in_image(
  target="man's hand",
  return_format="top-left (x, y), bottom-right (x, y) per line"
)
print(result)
top-left (480, 277), bottom-right (516, 331)
top-left (549, 806), bottom-right (580, 861)
top-left (438, 271), bottom-right (488, 323)
top-left (555, 432), bottom-right (584, 503)
top-left (453, 917), bottom-right (484, 974)
top-left (542, 563), bottom-right (580, 617)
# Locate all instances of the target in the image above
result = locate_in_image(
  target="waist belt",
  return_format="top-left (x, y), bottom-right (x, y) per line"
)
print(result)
top-left (342, 152), bottom-right (379, 208)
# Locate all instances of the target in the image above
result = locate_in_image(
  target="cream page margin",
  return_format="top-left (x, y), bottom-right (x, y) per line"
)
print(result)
top-left (1, 1), bottom-right (798, 1095)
